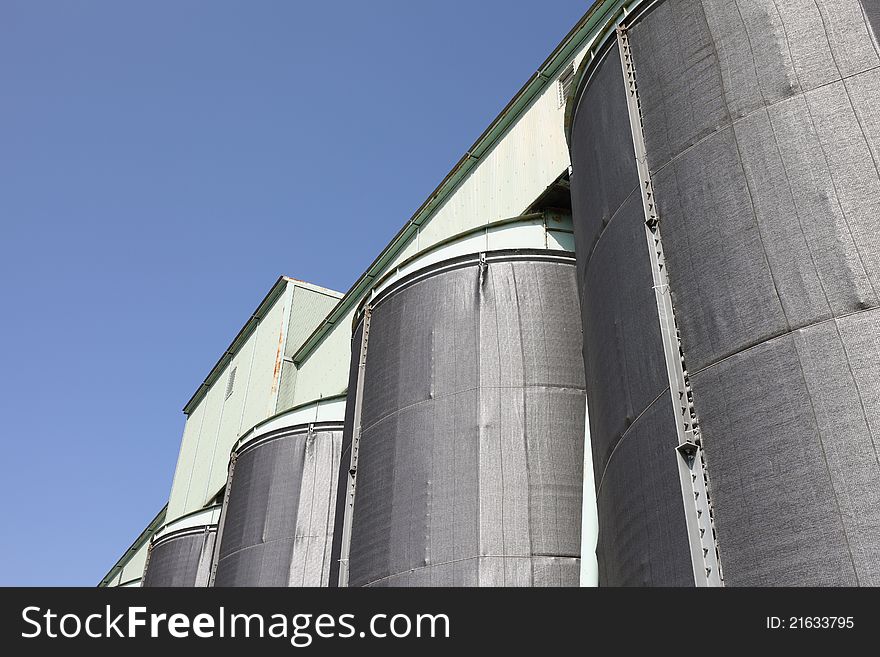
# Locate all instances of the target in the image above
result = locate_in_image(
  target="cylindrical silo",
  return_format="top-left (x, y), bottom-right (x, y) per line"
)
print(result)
top-left (210, 398), bottom-right (345, 586)
top-left (568, 0), bottom-right (880, 586)
top-left (330, 249), bottom-right (586, 587)
top-left (142, 506), bottom-right (221, 587)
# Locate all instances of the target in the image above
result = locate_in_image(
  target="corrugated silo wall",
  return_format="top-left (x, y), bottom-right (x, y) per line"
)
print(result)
top-left (142, 529), bottom-right (216, 587)
top-left (212, 423), bottom-right (343, 586)
top-left (570, 0), bottom-right (880, 586)
top-left (331, 250), bottom-right (586, 586)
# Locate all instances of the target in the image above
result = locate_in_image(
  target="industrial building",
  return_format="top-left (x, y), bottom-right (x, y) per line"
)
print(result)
top-left (101, 0), bottom-right (880, 587)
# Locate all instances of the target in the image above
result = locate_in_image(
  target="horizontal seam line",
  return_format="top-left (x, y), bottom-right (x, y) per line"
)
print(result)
top-left (690, 305), bottom-right (880, 377)
top-left (357, 554), bottom-right (581, 587)
top-left (360, 383), bottom-right (586, 434)
top-left (648, 62), bottom-right (880, 179)
top-left (581, 184), bottom-right (641, 267)
top-left (217, 533), bottom-right (327, 563)
top-left (581, 64), bottom-right (880, 276)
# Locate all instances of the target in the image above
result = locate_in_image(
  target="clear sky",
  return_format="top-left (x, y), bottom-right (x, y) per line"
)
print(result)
top-left (0, 0), bottom-right (592, 585)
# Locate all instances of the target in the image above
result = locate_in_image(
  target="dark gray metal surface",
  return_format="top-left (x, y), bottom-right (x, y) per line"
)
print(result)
top-left (595, 397), bottom-right (695, 586)
top-left (631, 0), bottom-right (880, 586)
top-left (213, 424), bottom-right (343, 587)
top-left (570, 0), bottom-right (880, 586)
top-left (569, 31), bottom-right (694, 586)
top-left (864, 1), bottom-right (880, 39)
top-left (142, 528), bottom-right (216, 587)
top-left (689, 318), bottom-right (880, 586)
top-left (569, 42), bottom-right (640, 280)
top-left (631, 0), bottom-right (880, 373)
top-left (339, 251), bottom-right (585, 587)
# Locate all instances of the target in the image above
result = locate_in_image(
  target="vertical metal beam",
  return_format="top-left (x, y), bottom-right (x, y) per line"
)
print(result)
top-left (616, 25), bottom-right (723, 587)
top-left (194, 526), bottom-right (216, 587)
top-left (207, 452), bottom-right (236, 587)
top-left (337, 305), bottom-right (372, 587)
top-left (141, 541), bottom-right (154, 585)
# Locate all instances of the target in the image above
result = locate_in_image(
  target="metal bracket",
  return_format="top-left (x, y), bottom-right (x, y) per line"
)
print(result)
top-left (675, 440), bottom-right (698, 464)
top-left (141, 540), bottom-right (154, 584)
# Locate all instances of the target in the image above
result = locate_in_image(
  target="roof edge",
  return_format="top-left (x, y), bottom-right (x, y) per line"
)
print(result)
top-left (181, 276), bottom-right (288, 414)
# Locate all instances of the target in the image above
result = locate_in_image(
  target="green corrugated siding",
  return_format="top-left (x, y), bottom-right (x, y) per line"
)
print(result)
top-left (285, 287), bottom-right (340, 358)
top-left (275, 360), bottom-right (299, 413)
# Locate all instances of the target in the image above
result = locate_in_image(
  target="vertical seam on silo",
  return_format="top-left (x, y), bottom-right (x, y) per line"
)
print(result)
top-left (406, 299), bottom-right (416, 578)
top-left (835, 319), bottom-right (880, 469)
top-left (698, 0), bottom-right (791, 335)
top-left (768, 0), bottom-right (803, 93)
top-left (205, 362), bottom-right (231, 509)
top-left (594, 388), bottom-right (671, 496)
top-left (332, 430), bottom-right (342, 584)
top-left (730, 3), bottom-right (835, 318)
top-left (843, 76), bottom-right (880, 196)
top-left (428, 322), bottom-right (436, 577)
top-left (813, 0), bottom-right (845, 77)
top-left (451, 275), bottom-right (459, 574)
top-left (489, 263), bottom-right (507, 584)
top-left (730, 0), bottom-right (770, 108)
top-left (801, 88), bottom-right (879, 303)
top-left (298, 431), bottom-right (310, 586)
top-left (475, 255), bottom-right (484, 578)
top-left (791, 329), bottom-right (860, 584)
top-left (237, 321), bottom-right (259, 435)
top-left (765, 106), bottom-right (834, 314)
top-left (142, 540), bottom-right (154, 586)
top-left (538, 263), bottom-right (556, 560)
top-left (510, 263), bottom-right (535, 584)
top-left (616, 24), bottom-right (723, 586)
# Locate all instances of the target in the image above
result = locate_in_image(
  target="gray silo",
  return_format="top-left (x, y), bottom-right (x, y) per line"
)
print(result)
top-left (142, 507), bottom-right (220, 587)
top-left (329, 250), bottom-right (586, 587)
top-left (568, 0), bottom-right (880, 586)
top-left (211, 414), bottom-right (343, 587)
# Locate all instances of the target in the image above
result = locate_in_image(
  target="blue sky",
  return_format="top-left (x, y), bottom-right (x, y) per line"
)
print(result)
top-left (0, 0), bottom-right (591, 585)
